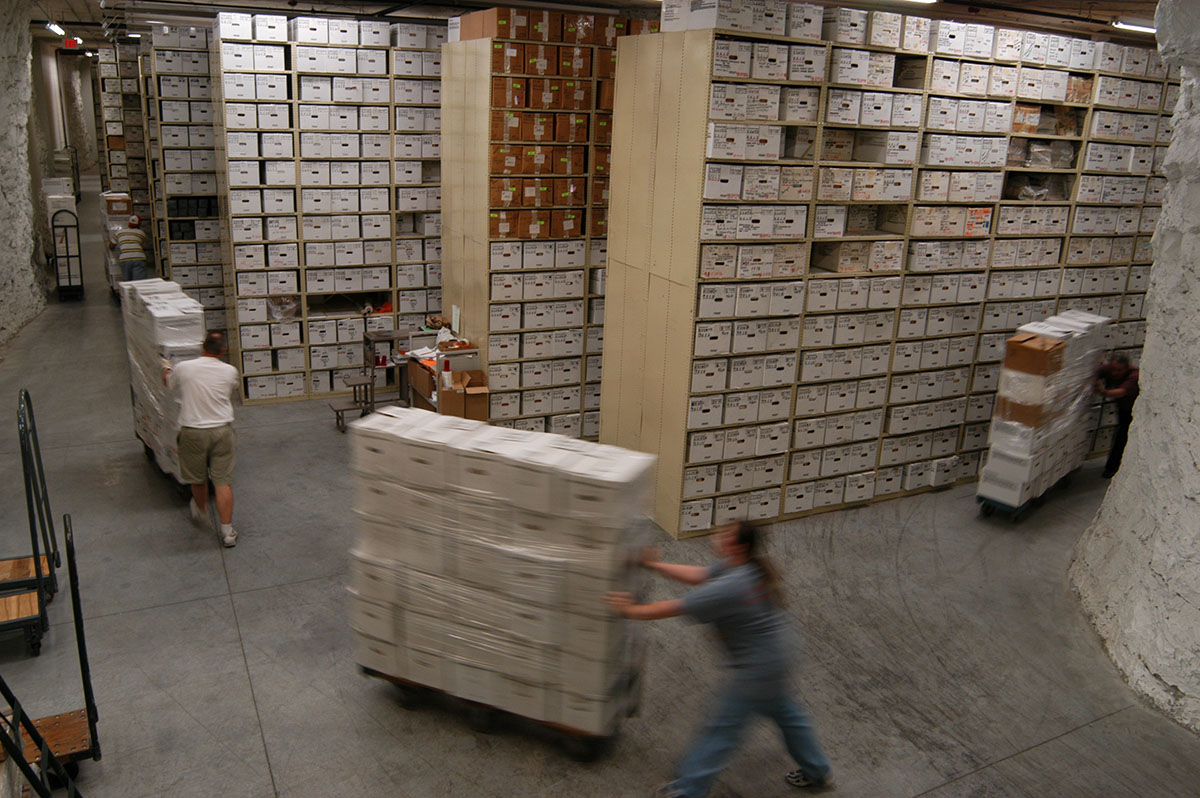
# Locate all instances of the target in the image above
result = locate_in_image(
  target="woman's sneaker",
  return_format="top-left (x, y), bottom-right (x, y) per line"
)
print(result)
top-left (786, 770), bottom-right (834, 789)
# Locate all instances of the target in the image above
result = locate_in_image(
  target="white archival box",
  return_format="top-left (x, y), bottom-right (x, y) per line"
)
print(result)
top-left (348, 548), bottom-right (405, 605)
top-left (550, 443), bottom-right (655, 524)
top-left (393, 415), bottom-right (484, 489)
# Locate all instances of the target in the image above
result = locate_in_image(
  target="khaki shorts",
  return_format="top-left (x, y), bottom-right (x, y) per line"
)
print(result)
top-left (177, 424), bottom-right (236, 485)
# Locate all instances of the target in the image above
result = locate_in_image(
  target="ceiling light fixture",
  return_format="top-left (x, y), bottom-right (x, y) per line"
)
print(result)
top-left (73, 36), bottom-right (83, 44)
top-left (45, 21), bottom-right (65, 35)
top-left (898, 0), bottom-right (939, 4)
top-left (127, 32), bottom-right (141, 38)
top-left (84, 51), bottom-right (93, 57)
top-left (1111, 20), bottom-right (1157, 35)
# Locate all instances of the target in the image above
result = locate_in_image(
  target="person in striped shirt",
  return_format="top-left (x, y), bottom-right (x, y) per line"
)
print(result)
top-left (109, 215), bottom-right (150, 281)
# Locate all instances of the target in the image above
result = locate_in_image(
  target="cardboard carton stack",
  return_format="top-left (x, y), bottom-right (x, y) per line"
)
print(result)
top-left (120, 279), bottom-right (206, 479)
top-left (348, 408), bottom-right (653, 734)
top-left (979, 310), bottom-right (1108, 506)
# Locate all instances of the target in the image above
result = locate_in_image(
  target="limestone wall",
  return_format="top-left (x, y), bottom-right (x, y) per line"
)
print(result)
top-left (1071, 0), bottom-right (1200, 733)
top-left (0, 3), bottom-right (46, 345)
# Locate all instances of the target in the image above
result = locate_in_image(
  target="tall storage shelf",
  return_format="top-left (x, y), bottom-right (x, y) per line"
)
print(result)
top-left (97, 43), bottom-right (154, 229)
top-left (606, 17), bottom-right (1174, 537)
top-left (442, 12), bottom-right (639, 438)
top-left (209, 14), bottom-right (446, 403)
top-left (145, 25), bottom-right (226, 333)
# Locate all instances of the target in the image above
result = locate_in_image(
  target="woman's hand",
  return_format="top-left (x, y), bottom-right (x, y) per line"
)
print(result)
top-left (605, 591), bottom-right (635, 616)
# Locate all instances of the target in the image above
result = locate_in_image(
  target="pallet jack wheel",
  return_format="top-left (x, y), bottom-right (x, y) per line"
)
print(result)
top-left (561, 734), bottom-right (612, 763)
top-left (979, 502), bottom-right (995, 518)
top-left (394, 683), bottom-right (425, 710)
top-left (464, 704), bottom-right (500, 734)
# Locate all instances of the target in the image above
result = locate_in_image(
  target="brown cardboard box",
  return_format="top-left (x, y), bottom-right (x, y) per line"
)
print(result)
top-left (524, 45), bottom-right (558, 76)
top-left (556, 113), bottom-right (590, 143)
top-left (995, 396), bottom-right (1054, 427)
top-left (464, 8), bottom-right (525, 40)
top-left (555, 177), bottom-right (586, 206)
top-left (590, 177), bottom-right (609, 206)
top-left (629, 18), bottom-right (661, 35)
top-left (490, 110), bottom-right (525, 142)
top-left (562, 13), bottom-right (596, 44)
top-left (598, 79), bottom-right (616, 111)
top-left (519, 210), bottom-right (551, 239)
top-left (107, 135), bottom-right (126, 150)
top-left (595, 48), bottom-right (617, 79)
top-left (491, 77), bottom-right (526, 108)
top-left (408, 359), bottom-right (436, 400)
top-left (440, 369), bottom-right (489, 420)
top-left (596, 16), bottom-right (628, 47)
top-left (490, 144), bottom-right (525, 175)
top-left (558, 46), bottom-right (593, 77)
top-left (552, 209), bottom-right (585, 237)
top-left (522, 178), bottom-right (554, 207)
top-left (490, 41), bottom-right (524, 73)
top-left (526, 10), bottom-right (563, 42)
top-left (489, 210), bottom-right (519, 238)
top-left (555, 146), bottom-right (588, 175)
top-left (1003, 333), bottom-right (1065, 375)
top-left (525, 145), bottom-right (557, 175)
top-left (560, 79), bottom-right (594, 111)
top-left (490, 177), bottom-right (522, 208)
top-left (590, 208), bottom-right (608, 237)
top-left (593, 146), bottom-right (612, 176)
top-left (527, 78), bottom-right (563, 110)
top-left (593, 113), bottom-right (613, 144)
top-left (105, 195), bottom-right (133, 215)
top-left (522, 113), bottom-right (556, 142)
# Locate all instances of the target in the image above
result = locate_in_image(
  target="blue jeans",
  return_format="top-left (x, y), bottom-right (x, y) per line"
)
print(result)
top-left (121, 259), bottom-right (148, 281)
top-left (669, 681), bottom-right (831, 797)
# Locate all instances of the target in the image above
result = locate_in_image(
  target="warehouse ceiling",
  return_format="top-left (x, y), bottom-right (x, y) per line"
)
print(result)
top-left (29, 0), bottom-right (1160, 43)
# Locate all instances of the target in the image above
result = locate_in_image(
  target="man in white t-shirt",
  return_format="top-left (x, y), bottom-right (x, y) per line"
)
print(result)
top-left (164, 332), bottom-right (242, 547)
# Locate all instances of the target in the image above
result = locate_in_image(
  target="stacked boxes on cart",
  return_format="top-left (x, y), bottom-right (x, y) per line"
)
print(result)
top-left (979, 310), bottom-right (1108, 506)
top-left (148, 25), bottom-right (226, 333)
top-left (347, 408), bottom-right (653, 733)
top-left (445, 9), bottom-right (658, 438)
top-left (211, 13), bottom-right (446, 401)
top-left (120, 279), bottom-right (206, 480)
top-left (604, 2), bottom-right (1173, 535)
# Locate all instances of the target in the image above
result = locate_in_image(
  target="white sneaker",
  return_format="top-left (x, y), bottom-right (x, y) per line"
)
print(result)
top-left (189, 499), bottom-right (206, 526)
top-left (220, 525), bottom-right (237, 548)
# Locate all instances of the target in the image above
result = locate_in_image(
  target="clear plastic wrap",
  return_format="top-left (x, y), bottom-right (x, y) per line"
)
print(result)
top-left (346, 408), bottom-right (654, 726)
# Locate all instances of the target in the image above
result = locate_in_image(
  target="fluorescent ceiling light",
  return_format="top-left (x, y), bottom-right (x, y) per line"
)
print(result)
top-left (72, 36), bottom-right (82, 44)
top-left (84, 51), bottom-right (93, 57)
top-left (1112, 20), bottom-right (1156, 34)
top-left (127, 32), bottom-right (141, 38)
top-left (898, 0), bottom-right (939, 4)
top-left (45, 22), bottom-right (65, 35)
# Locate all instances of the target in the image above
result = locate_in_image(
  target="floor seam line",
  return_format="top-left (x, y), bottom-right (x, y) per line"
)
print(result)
top-left (909, 704), bottom-right (1135, 797)
top-left (221, 548), bottom-right (281, 797)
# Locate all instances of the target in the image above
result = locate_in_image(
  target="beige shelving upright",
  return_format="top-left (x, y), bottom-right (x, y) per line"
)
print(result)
top-left (145, 26), bottom-right (225, 333)
top-left (209, 14), bottom-right (446, 403)
top-left (606, 20), bottom-right (1172, 538)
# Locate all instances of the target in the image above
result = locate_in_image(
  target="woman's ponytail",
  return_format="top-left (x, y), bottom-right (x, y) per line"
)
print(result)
top-left (732, 521), bottom-right (785, 609)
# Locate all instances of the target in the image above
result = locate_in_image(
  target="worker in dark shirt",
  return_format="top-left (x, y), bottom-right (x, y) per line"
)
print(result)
top-left (1095, 353), bottom-right (1140, 478)
top-left (606, 522), bottom-right (832, 797)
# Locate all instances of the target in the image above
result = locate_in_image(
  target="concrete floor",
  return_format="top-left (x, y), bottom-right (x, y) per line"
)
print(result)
top-left (0, 176), bottom-right (1198, 797)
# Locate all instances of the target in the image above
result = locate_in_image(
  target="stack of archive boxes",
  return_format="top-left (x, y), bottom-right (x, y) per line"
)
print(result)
top-left (148, 25), bottom-right (225, 333)
top-left (978, 310), bottom-right (1107, 506)
top-left (347, 408), bottom-right (653, 734)
top-left (210, 13), bottom-right (447, 402)
top-left (120, 279), bottom-right (206, 481)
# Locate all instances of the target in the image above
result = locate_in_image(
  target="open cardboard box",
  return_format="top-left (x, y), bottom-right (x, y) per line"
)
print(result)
top-left (439, 369), bottom-right (489, 420)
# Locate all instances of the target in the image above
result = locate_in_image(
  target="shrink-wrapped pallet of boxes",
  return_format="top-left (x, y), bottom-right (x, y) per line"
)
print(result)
top-left (120, 279), bottom-right (206, 479)
top-left (347, 407), bottom-right (653, 738)
top-left (979, 310), bottom-right (1108, 507)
